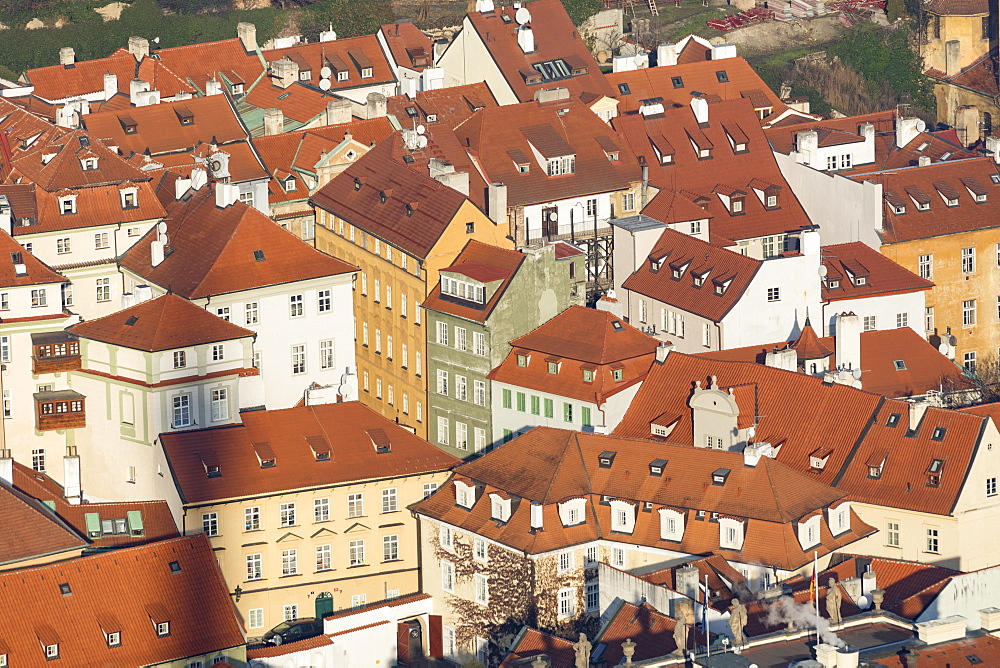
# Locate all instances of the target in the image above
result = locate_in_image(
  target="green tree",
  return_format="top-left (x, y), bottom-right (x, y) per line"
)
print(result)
top-left (561, 0), bottom-right (602, 26)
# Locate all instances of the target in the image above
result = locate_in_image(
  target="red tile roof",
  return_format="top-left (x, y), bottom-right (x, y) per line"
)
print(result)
top-left (608, 57), bottom-right (788, 118)
top-left (924, 0), bottom-right (989, 13)
top-left (422, 239), bottom-right (526, 323)
top-left (0, 227), bottom-right (66, 287)
top-left (68, 293), bottom-right (253, 351)
top-left (6, 180), bottom-right (166, 235)
top-left (597, 601), bottom-right (686, 664)
top-left (927, 50), bottom-right (1000, 97)
top-left (788, 320), bottom-right (833, 360)
top-left (161, 402), bottom-right (459, 504)
top-left (892, 634), bottom-right (1000, 667)
top-left (0, 480), bottom-right (87, 565)
top-left (854, 157), bottom-right (1000, 244)
top-left (412, 428), bottom-right (873, 568)
top-left (462, 0), bottom-right (614, 103)
top-left (262, 35), bottom-right (395, 92)
top-left (380, 22), bottom-right (435, 72)
top-left (613, 98), bottom-right (812, 245)
top-left (622, 227), bottom-right (761, 321)
top-left (82, 95), bottom-right (247, 156)
top-left (0, 534), bottom-right (245, 665)
top-left (154, 38), bottom-right (266, 94)
top-left (310, 136), bottom-right (476, 259)
top-left (243, 81), bottom-right (333, 125)
top-left (765, 110), bottom-right (896, 155)
top-left (120, 182), bottom-right (355, 298)
top-left (821, 242), bottom-right (933, 300)
top-left (247, 634), bottom-right (333, 658)
top-left (499, 627), bottom-right (576, 668)
top-left (386, 82), bottom-right (499, 130)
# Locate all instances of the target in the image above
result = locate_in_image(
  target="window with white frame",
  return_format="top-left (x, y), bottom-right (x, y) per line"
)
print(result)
top-left (289, 294), bottom-right (304, 317)
top-left (317, 289), bottom-right (332, 313)
top-left (314, 498), bottom-right (330, 522)
top-left (918, 254), bottom-right (932, 279)
top-left (558, 550), bottom-right (574, 573)
top-left (474, 331), bottom-right (486, 356)
top-left (474, 536), bottom-right (488, 561)
top-left (283, 604), bottom-right (298, 621)
top-left (348, 493), bottom-right (364, 518)
top-left (383, 534), bottom-right (399, 561)
top-left (864, 315), bottom-right (877, 331)
top-left (586, 582), bottom-right (599, 611)
top-left (475, 573), bottom-right (489, 604)
top-left (351, 594), bottom-right (366, 607)
top-left (474, 380), bottom-right (487, 406)
top-left (96, 277), bottom-right (111, 302)
top-left (349, 539), bottom-right (366, 565)
top-left (246, 553), bottom-right (262, 580)
top-left (896, 312), bottom-right (908, 328)
top-left (437, 416), bottom-right (449, 445)
top-left (719, 517), bottom-right (744, 550)
top-left (211, 344), bottom-right (224, 361)
top-left (440, 525), bottom-right (453, 549)
top-left (316, 544), bottom-right (332, 570)
top-left (202, 513), bottom-right (219, 538)
top-left (291, 344), bottom-right (306, 374)
top-left (659, 508), bottom-right (684, 541)
top-left (926, 527), bottom-right (939, 553)
top-left (281, 549), bottom-right (298, 575)
top-left (319, 339), bottom-right (334, 369)
top-left (172, 394), bottom-right (191, 427)
top-left (31, 448), bottom-right (44, 472)
top-left (216, 306), bottom-right (230, 322)
top-left (557, 587), bottom-right (576, 618)
top-left (245, 302), bottom-right (258, 325)
top-left (436, 321), bottom-right (449, 345)
top-left (436, 369), bottom-right (449, 396)
top-left (962, 247), bottom-right (976, 274)
top-left (442, 561), bottom-right (454, 592)
top-left (766, 287), bottom-right (780, 302)
top-left (964, 299), bottom-right (977, 326)
top-left (245, 506), bottom-right (260, 531)
top-left (456, 422), bottom-right (468, 450)
top-left (611, 546), bottom-right (625, 567)
top-left (490, 494), bottom-right (512, 522)
top-left (988, 477), bottom-right (998, 497)
top-left (423, 482), bottom-right (438, 499)
top-left (455, 326), bottom-right (467, 351)
top-left (382, 488), bottom-right (397, 513)
top-left (54, 239), bottom-right (69, 255)
top-left (609, 500), bottom-right (635, 533)
top-left (248, 608), bottom-right (264, 629)
top-left (280, 502), bottom-right (296, 526)
top-left (965, 351), bottom-right (977, 372)
top-left (623, 192), bottom-right (636, 211)
top-left (455, 481), bottom-right (475, 508)
top-left (31, 288), bottom-right (46, 307)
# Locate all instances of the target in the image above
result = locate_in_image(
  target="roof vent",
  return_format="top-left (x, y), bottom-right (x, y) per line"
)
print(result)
top-left (598, 451), bottom-right (617, 468)
top-left (306, 435), bottom-right (331, 461)
top-left (367, 428), bottom-right (392, 453)
top-left (200, 452), bottom-right (221, 478)
top-left (649, 458), bottom-right (667, 476)
top-left (168, 560), bottom-right (182, 573)
top-left (252, 442), bottom-right (276, 468)
top-left (712, 468), bottom-right (731, 485)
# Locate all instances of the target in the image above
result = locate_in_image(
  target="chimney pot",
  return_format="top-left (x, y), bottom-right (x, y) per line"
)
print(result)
top-left (59, 47), bottom-right (75, 66)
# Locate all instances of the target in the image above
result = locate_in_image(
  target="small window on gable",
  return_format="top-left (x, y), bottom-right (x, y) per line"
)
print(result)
top-left (892, 204), bottom-right (906, 215)
top-left (517, 354), bottom-right (528, 367)
top-left (283, 176), bottom-right (296, 193)
top-left (106, 631), bottom-right (121, 648)
top-left (157, 621), bottom-right (170, 637)
top-left (731, 197), bottom-right (744, 213)
top-left (81, 157), bottom-right (98, 171)
top-left (612, 368), bottom-right (624, 382)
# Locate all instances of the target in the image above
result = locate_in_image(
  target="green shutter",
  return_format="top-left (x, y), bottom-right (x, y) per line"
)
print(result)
top-left (544, 398), bottom-right (554, 418)
top-left (126, 510), bottom-right (144, 536)
top-left (502, 389), bottom-right (512, 409)
top-left (582, 407), bottom-right (592, 427)
top-left (84, 512), bottom-right (101, 537)
top-left (530, 396), bottom-right (540, 415)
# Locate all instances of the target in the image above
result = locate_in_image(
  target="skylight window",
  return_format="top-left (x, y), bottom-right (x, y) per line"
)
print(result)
top-left (253, 250), bottom-right (266, 262)
top-left (618, 83), bottom-right (630, 95)
top-left (886, 413), bottom-right (901, 427)
top-left (671, 76), bottom-right (684, 89)
top-left (59, 582), bottom-right (72, 596)
top-left (532, 59), bottom-right (572, 81)
top-left (931, 427), bottom-right (947, 441)
top-left (893, 360), bottom-right (906, 370)
top-left (169, 560), bottom-right (182, 573)
top-left (716, 70), bottom-right (729, 83)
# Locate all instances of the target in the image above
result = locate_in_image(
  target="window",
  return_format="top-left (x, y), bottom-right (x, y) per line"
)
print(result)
top-left (517, 392), bottom-right (526, 412)
top-left (202, 512), bottom-right (218, 536)
top-left (546, 155), bottom-right (576, 176)
top-left (437, 416), bottom-right (450, 446)
top-left (211, 344), bottom-right (224, 361)
top-left (442, 561), bottom-right (455, 592)
top-left (314, 498), bottom-right (330, 522)
top-left (31, 288), bottom-right (46, 307)
top-left (475, 573), bottom-right (489, 605)
top-left (558, 550), bottom-right (574, 573)
top-left (474, 536), bottom-right (488, 561)
top-left (383, 534), bottom-right (399, 561)
top-left (456, 422), bottom-right (468, 450)
top-left (245, 506), bottom-right (260, 531)
top-left (896, 312), bottom-right (908, 328)
top-left (31, 448), bottom-right (45, 472)
top-left (281, 549), bottom-right (298, 576)
top-left (2, 390), bottom-right (10, 419)
top-left (474, 380), bottom-right (487, 407)
top-left (56, 237), bottom-right (71, 254)
top-left (96, 277), bottom-right (111, 302)
top-left (455, 327), bottom-right (467, 351)
top-left (316, 544), bottom-right (332, 571)
top-left (863, 315), bottom-right (877, 331)
top-left (558, 588), bottom-right (576, 618)
top-left (926, 306), bottom-right (935, 333)
top-left (586, 582), bottom-right (599, 611)
top-left (612, 368), bottom-right (624, 382)
top-left (172, 394), bottom-right (191, 428)
top-left (611, 547), bottom-right (625, 566)
top-left (245, 302), bottom-right (258, 325)
top-left (349, 539), bottom-right (366, 565)
top-left (964, 299), bottom-right (977, 326)
top-left (348, 493), bottom-right (364, 517)
top-left (284, 604), bottom-right (298, 621)
top-left (436, 369), bottom-right (449, 396)
top-left (918, 254), bottom-right (932, 279)
top-left (93, 232), bottom-right (110, 250)
top-left (544, 398), bottom-right (554, 418)
top-left (381, 488), bottom-right (398, 513)
top-left (581, 406), bottom-right (592, 427)
top-left (351, 594), bottom-right (366, 607)
top-left (216, 306), bottom-right (230, 322)
top-left (289, 294), bottom-right (304, 317)
top-left (238, 191), bottom-right (254, 208)
top-left (702, 322), bottom-right (711, 347)
top-left (0, 293), bottom-right (7, 311)
top-left (436, 322), bottom-right (449, 345)
top-left (246, 553), bottom-right (263, 580)
top-left (291, 344), bottom-right (306, 374)
top-left (563, 402), bottom-right (573, 423)
top-left (767, 287), bottom-right (780, 302)
top-left (926, 527), bottom-right (939, 553)
top-left (249, 608), bottom-right (264, 629)
top-left (440, 525), bottom-right (453, 548)
top-left (965, 351), bottom-right (977, 372)
top-left (963, 247), bottom-right (976, 274)
top-left (475, 427), bottom-right (486, 453)
top-left (623, 192), bottom-right (636, 211)
top-left (416, 352), bottom-right (422, 376)
top-left (280, 502), bottom-right (296, 527)
top-left (423, 482), bottom-right (439, 499)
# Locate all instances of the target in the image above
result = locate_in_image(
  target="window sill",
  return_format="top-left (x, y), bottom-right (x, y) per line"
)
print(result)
top-left (280, 573), bottom-right (302, 578)
top-left (348, 563), bottom-right (369, 569)
top-left (279, 524), bottom-right (299, 529)
top-left (382, 559), bottom-right (402, 564)
top-left (315, 568), bottom-right (335, 574)
top-left (245, 578), bottom-right (266, 583)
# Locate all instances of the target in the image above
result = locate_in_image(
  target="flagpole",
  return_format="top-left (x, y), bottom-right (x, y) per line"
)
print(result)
top-left (705, 573), bottom-right (710, 658)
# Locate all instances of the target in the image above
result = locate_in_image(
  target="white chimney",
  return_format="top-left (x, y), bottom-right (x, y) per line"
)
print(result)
top-left (319, 27), bottom-right (337, 42)
top-left (918, 155), bottom-right (931, 167)
top-left (103, 72), bottom-right (118, 101)
top-left (134, 284), bottom-right (154, 303)
top-left (191, 167), bottom-right (208, 190)
top-left (215, 183), bottom-right (240, 208)
top-left (366, 92), bottom-right (387, 119)
top-left (691, 96), bottom-right (709, 125)
top-left (0, 449), bottom-right (12, 486)
top-left (834, 312), bottom-right (861, 371)
top-left (836, 647), bottom-right (859, 668)
top-left (128, 36), bottom-right (150, 60)
top-left (711, 43), bottom-right (737, 60)
top-left (64, 446), bottom-right (81, 504)
top-left (121, 292), bottom-right (138, 310)
top-left (655, 341), bottom-right (673, 362)
top-left (815, 643), bottom-right (839, 668)
top-left (59, 47), bottom-right (75, 66)
top-left (205, 79), bottom-right (223, 96)
top-left (915, 615), bottom-right (967, 645)
top-left (56, 105), bottom-right (79, 129)
top-left (151, 240), bottom-right (165, 267)
top-left (979, 607), bottom-right (1000, 632)
top-left (517, 26), bottom-right (535, 54)
top-left (237, 22), bottom-right (258, 52)
top-left (656, 42), bottom-right (677, 67)
top-left (530, 502), bottom-right (543, 529)
top-left (327, 98), bottom-right (352, 125)
top-left (895, 116), bottom-right (925, 149)
top-left (174, 177), bottom-right (191, 200)
top-left (488, 183), bottom-right (507, 224)
top-left (263, 108), bottom-right (284, 136)
top-left (909, 400), bottom-right (929, 429)
top-left (129, 79), bottom-right (150, 104)
top-left (861, 569), bottom-right (876, 598)
top-left (639, 99), bottom-right (665, 116)
top-left (986, 136), bottom-right (1000, 163)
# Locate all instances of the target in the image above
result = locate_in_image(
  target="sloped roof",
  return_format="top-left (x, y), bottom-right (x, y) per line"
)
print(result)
top-left (924, 0), bottom-right (989, 13)
top-left (153, 38), bottom-right (266, 95)
top-left (5, 128), bottom-right (150, 191)
top-left (788, 320), bottom-right (832, 360)
top-left (422, 239), bottom-right (525, 323)
top-left (243, 80), bottom-right (333, 125)
top-left (6, 180), bottom-right (166, 235)
top-left (499, 627), bottom-right (576, 668)
top-left (161, 402), bottom-right (460, 504)
top-left (386, 82), bottom-right (499, 129)
top-left (0, 534), bottom-right (244, 664)
top-left (462, 0), bottom-right (614, 103)
top-left (0, 480), bottom-right (87, 565)
top-left (508, 304), bottom-right (659, 364)
top-left (120, 182), bottom-right (355, 298)
top-left (380, 22), bottom-right (435, 72)
top-left (68, 294), bottom-right (253, 351)
top-left (262, 34), bottom-right (394, 92)
top-left (310, 136), bottom-right (474, 259)
top-left (0, 227), bottom-right (66, 287)
top-left (597, 602), bottom-right (684, 664)
top-left (822, 242), bottom-right (933, 299)
top-left (622, 227), bottom-right (761, 322)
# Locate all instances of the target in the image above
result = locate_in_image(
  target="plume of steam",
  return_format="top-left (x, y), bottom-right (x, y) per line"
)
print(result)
top-left (765, 596), bottom-right (846, 648)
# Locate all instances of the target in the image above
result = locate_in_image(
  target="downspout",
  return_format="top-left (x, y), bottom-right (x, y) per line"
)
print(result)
top-left (715, 321), bottom-right (723, 351)
top-left (639, 157), bottom-right (649, 209)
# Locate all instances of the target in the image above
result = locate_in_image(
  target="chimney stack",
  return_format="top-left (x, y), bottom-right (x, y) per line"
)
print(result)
top-left (895, 116), bottom-right (926, 149)
top-left (675, 564), bottom-right (699, 599)
top-left (366, 92), bottom-right (387, 119)
top-left (691, 96), bottom-right (709, 125)
top-left (237, 22), bottom-right (258, 52)
top-left (59, 47), bottom-right (75, 66)
top-left (270, 57), bottom-right (299, 89)
top-left (656, 42), bottom-right (677, 67)
top-left (517, 26), bottom-right (535, 54)
top-left (64, 446), bottom-right (81, 504)
top-left (263, 108), bottom-right (284, 136)
top-left (0, 449), bottom-right (12, 486)
top-left (530, 502), bottom-right (543, 529)
top-left (834, 312), bottom-right (861, 371)
top-left (488, 183), bottom-right (507, 224)
top-left (128, 36), bottom-right (150, 60)
top-left (655, 341), bottom-right (673, 362)
top-left (326, 98), bottom-right (353, 125)
top-left (103, 72), bottom-right (118, 101)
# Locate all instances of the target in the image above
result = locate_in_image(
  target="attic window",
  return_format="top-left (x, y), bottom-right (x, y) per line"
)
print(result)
top-left (253, 442), bottom-right (276, 468)
top-left (916, 141), bottom-right (929, 152)
top-left (125, 316), bottom-right (139, 326)
top-left (169, 560), bottom-right (182, 573)
top-left (827, 279), bottom-right (840, 289)
top-left (714, 283), bottom-right (726, 295)
top-left (517, 354), bottom-right (529, 366)
top-left (854, 276), bottom-right (866, 286)
top-left (916, 201), bottom-right (930, 212)
top-left (547, 360), bottom-right (560, 374)
top-left (892, 204), bottom-right (906, 215)
top-left (299, 70), bottom-right (311, 81)
top-left (886, 412), bottom-right (901, 427)
top-left (618, 83), bottom-right (630, 95)
top-left (992, 174), bottom-right (1000, 184)
top-left (731, 197), bottom-right (744, 213)
top-left (612, 368), bottom-right (624, 381)
top-left (59, 582), bottom-right (71, 596)
top-left (379, 190), bottom-right (388, 204)
top-left (354, 177), bottom-right (363, 191)
top-left (931, 426), bottom-right (947, 441)
top-left (81, 157), bottom-right (98, 171)
top-left (928, 459), bottom-right (944, 474)
top-left (893, 360), bottom-right (906, 371)
top-left (693, 273), bottom-right (706, 287)
top-left (716, 70), bottom-right (729, 83)
top-left (940, 151), bottom-right (952, 160)
top-left (283, 176), bottom-right (296, 193)
top-left (867, 453), bottom-right (887, 478)
top-left (649, 458), bottom-right (667, 476)
top-left (598, 451), bottom-right (617, 468)
top-left (232, 83), bottom-right (244, 94)
top-left (712, 468), bottom-right (731, 485)
top-left (582, 368), bottom-right (594, 382)
top-left (367, 428), bottom-right (392, 453)
top-left (405, 106), bottom-right (418, 118)
top-left (253, 250), bottom-right (266, 262)
top-left (611, 320), bottom-right (623, 331)
top-left (671, 76), bottom-right (684, 89)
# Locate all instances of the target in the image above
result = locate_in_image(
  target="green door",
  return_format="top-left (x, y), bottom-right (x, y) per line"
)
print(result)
top-left (315, 592), bottom-right (333, 619)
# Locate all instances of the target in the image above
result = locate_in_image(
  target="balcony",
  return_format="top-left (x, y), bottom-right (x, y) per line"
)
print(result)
top-left (34, 389), bottom-right (86, 431)
top-left (31, 331), bottom-right (81, 375)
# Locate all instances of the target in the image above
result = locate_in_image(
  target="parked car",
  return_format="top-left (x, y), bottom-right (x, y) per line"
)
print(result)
top-left (262, 618), bottom-right (324, 645)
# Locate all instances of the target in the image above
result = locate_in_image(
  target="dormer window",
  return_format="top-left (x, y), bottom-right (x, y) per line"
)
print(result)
top-left (441, 275), bottom-right (485, 303)
top-left (892, 204), bottom-right (905, 214)
top-left (692, 272), bottom-right (707, 287)
top-left (612, 368), bottom-right (624, 382)
top-left (766, 194), bottom-right (778, 207)
top-left (232, 83), bottom-right (244, 94)
top-left (610, 500), bottom-right (636, 533)
top-left (649, 458), bottom-right (667, 476)
top-left (299, 70), bottom-right (311, 80)
top-left (517, 354), bottom-right (529, 367)
top-left (854, 275), bottom-right (866, 286)
top-left (659, 507), bottom-right (684, 541)
top-left (582, 368), bottom-right (594, 382)
top-left (283, 176), bottom-right (296, 193)
top-left (719, 517), bottom-right (744, 550)
top-left (120, 188), bottom-right (138, 210)
top-left (559, 498), bottom-right (587, 526)
top-left (546, 155), bottom-right (576, 176)
top-left (547, 360), bottom-right (560, 374)
top-left (81, 157), bottom-right (98, 171)
top-left (338, 71), bottom-right (349, 82)
top-left (731, 197), bottom-right (744, 213)
top-left (827, 279), bottom-right (840, 289)
top-left (867, 452), bottom-right (887, 478)
top-left (932, 426), bottom-right (946, 441)
top-left (157, 622), bottom-right (170, 637)
top-left (455, 480), bottom-right (475, 509)
top-left (45, 644), bottom-right (59, 659)
top-left (797, 515), bottom-right (821, 549)
top-left (59, 195), bottom-right (77, 215)
top-left (362, 67), bottom-right (373, 78)
top-left (106, 631), bottom-right (121, 648)
top-left (809, 448), bottom-right (831, 470)
top-left (489, 493), bottom-right (511, 522)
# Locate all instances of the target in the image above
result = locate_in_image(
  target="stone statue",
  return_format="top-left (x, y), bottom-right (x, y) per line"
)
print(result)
top-left (672, 619), bottom-right (688, 655)
top-left (728, 598), bottom-right (748, 646)
top-left (827, 577), bottom-right (843, 626)
top-left (573, 632), bottom-right (592, 668)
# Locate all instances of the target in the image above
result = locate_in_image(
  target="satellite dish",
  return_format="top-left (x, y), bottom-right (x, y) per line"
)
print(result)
top-left (416, 124), bottom-right (426, 135)
top-left (858, 595), bottom-right (870, 609)
top-left (156, 221), bottom-right (167, 234)
top-left (549, 211), bottom-right (558, 222)
top-left (852, 368), bottom-right (863, 380)
top-left (818, 264), bottom-right (828, 277)
top-left (515, 7), bottom-right (531, 24)
top-left (633, 55), bottom-right (646, 68)
top-left (938, 342), bottom-right (951, 354)
top-left (319, 78), bottom-right (332, 91)
top-left (416, 135), bottom-right (428, 149)
top-left (320, 66), bottom-right (332, 78)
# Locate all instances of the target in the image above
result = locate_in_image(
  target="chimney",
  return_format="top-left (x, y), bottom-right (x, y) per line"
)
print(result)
top-left (263, 108), bottom-right (284, 136)
top-left (517, 26), bottom-right (535, 54)
top-left (862, 569), bottom-right (876, 598)
top-left (815, 643), bottom-right (839, 668)
top-left (986, 136), bottom-right (1000, 163)
top-left (743, 442), bottom-right (774, 467)
top-left (837, 647), bottom-right (860, 668)
top-left (215, 182), bottom-right (240, 208)
top-left (326, 98), bottom-right (353, 125)
top-left (691, 96), bottom-right (709, 125)
top-left (121, 292), bottom-right (138, 310)
top-left (59, 47), bottom-right (75, 66)
top-left (656, 42), bottom-right (677, 67)
top-left (655, 341), bottom-right (673, 362)
top-left (596, 292), bottom-right (624, 318)
top-left (919, 155), bottom-right (930, 168)
top-left (915, 616), bottom-right (967, 645)
top-left (765, 347), bottom-right (797, 371)
top-left (531, 657), bottom-right (548, 668)
top-left (0, 449), bottom-right (12, 486)
top-left (945, 39), bottom-right (961, 76)
top-left (428, 159), bottom-right (470, 196)
top-left (129, 78), bottom-right (150, 105)
top-left (204, 79), bottom-right (223, 96)
top-left (319, 26), bottom-right (337, 42)
top-left (979, 607), bottom-right (1000, 632)
top-left (174, 177), bottom-right (191, 200)
top-left (834, 312), bottom-right (861, 371)
top-left (675, 564), bottom-right (699, 599)
top-left (533, 87), bottom-right (570, 103)
top-left (103, 72), bottom-right (118, 101)
top-left (271, 57), bottom-right (299, 89)
top-left (488, 183), bottom-right (507, 224)
top-left (896, 116), bottom-right (926, 149)
top-left (128, 36), bottom-right (150, 60)
top-left (237, 22), bottom-right (258, 52)
top-left (366, 92), bottom-right (387, 119)
top-left (711, 43), bottom-right (737, 60)
top-left (909, 400), bottom-right (929, 429)
top-left (151, 240), bottom-right (165, 267)
top-left (191, 167), bottom-right (208, 190)
top-left (56, 105), bottom-right (79, 129)
top-left (530, 502), bottom-right (543, 529)
top-left (64, 446), bottom-right (81, 504)
top-left (134, 284), bottom-right (154, 304)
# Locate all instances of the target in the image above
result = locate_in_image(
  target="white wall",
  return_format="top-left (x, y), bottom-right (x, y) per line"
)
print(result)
top-left (490, 381), bottom-right (603, 445)
top-left (436, 17), bottom-right (519, 105)
top-left (917, 565), bottom-right (1000, 629)
top-left (822, 291), bottom-right (927, 338)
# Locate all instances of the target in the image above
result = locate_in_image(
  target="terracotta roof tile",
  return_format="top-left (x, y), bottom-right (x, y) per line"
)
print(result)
top-left (161, 402), bottom-right (459, 504)
top-left (0, 227), bottom-right (66, 287)
top-left (243, 81), bottom-right (333, 125)
top-left (386, 83), bottom-right (498, 130)
top-left (262, 35), bottom-right (394, 92)
top-left (422, 239), bottom-right (525, 323)
top-left (597, 602), bottom-right (684, 663)
top-left (0, 481), bottom-right (87, 565)
top-left (68, 293), bottom-right (253, 351)
top-left (0, 534), bottom-right (245, 664)
top-left (380, 22), bottom-right (435, 72)
top-left (7, 181), bottom-right (165, 235)
top-left (154, 38), bottom-right (267, 95)
top-left (121, 183), bottom-right (355, 298)
top-left (821, 242), bottom-right (933, 300)
top-left (788, 321), bottom-right (832, 360)
top-left (499, 627), bottom-right (576, 668)
top-left (247, 634), bottom-right (333, 658)
top-left (925, 0), bottom-right (989, 13)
